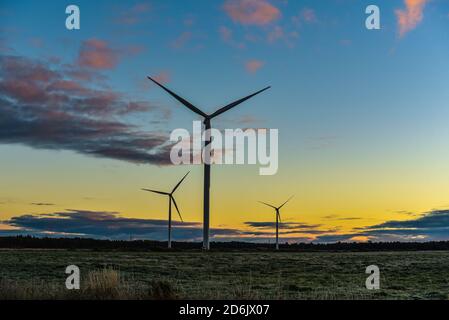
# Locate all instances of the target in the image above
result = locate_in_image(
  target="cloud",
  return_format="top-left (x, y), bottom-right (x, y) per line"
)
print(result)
top-left (365, 210), bottom-right (449, 230)
top-left (29, 37), bottom-right (44, 48)
top-left (115, 2), bottom-right (151, 25)
top-left (5, 209), bottom-right (449, 243)
top-left (245, 59), bottom-right (264, 73)
top-left (235, 115), bottom-right (260, 125)
top-left (322, 214), bottom-right (361, 221)
top-left (219, 26), bottom-right (232, 42)
top-left (171, 32), bottom-right (192, 49)
top-left (2, 210), bottom-right (199, 240)
top-left (30, 203), bottom-right (55, 206)
top-left (153, 71), bottom-right (170, 84)
top-left (0, 55), bottom-right (173, 165)
top-left (245, 221), bottom-right (321, 230)
top-left (223, 0), bottom-right (280, 26)
top-left (395, 0), bottom-right (429, 37)
top-left (266, 25), bottom-right (299, 46)
top-left (301, 8), bottom-right (317, 23)
top-left (1, 211), bottom-right (329, 241)
top-left (315, 209), bottom-right (449, 243)
top-left (292, 8), bottom-right (316, 26)
top-left (219, 26), bottom-right (245, 49)
top-left (0, 209), bottom-right (245, 241)
top-left (243, 221), bottom-right (337, 236)
top-left (77, 39), bottom-right (144, 70)
top-left (267, 25), bottom-right (284, 43)
top-left (78, 39), bottom-right (120, 69)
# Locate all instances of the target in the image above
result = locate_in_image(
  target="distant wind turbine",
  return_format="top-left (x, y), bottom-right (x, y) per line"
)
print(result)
top-left (259, 196), bottom-right (293, 250)
top-left (142, 171), bottom-right (189, 249)
top-left (147, 76), bottom-right (270, 250)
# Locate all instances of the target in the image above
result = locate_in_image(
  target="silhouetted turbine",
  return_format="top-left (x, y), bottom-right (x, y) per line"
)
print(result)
top-left (142, 171), bottom-right (189, 248)
top-left (147, 76), bottom-right (270, 250)
top-left (259, 196), bottom-right (293, 250)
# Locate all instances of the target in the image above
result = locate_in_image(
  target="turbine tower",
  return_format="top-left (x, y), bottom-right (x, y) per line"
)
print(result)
top-left (147, 76), bottom-right (270, 250)
top-left (259, 196), bottom-right (293, 250)
top-left (142, 171), bottom-right (189, 249)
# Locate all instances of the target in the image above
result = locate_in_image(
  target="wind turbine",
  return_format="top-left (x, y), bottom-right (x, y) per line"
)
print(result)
top-left (142, 171), bottom-right (189, 249)
top-left (147, 76), bottom-right (270, 250)
top-left (259, 196), bottom-right (293, 250)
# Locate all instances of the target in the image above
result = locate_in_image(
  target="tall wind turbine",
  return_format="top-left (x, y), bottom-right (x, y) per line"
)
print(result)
top-left (142, 171), bottom-right (189, 249)
top-left (259, 196), bottom-right (293, 250)
top-left (147, 76), bottom-right (270, 250)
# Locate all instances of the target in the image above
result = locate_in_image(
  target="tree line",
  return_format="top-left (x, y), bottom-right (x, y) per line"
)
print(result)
top-left (1, 236), bottom-right (449, 251)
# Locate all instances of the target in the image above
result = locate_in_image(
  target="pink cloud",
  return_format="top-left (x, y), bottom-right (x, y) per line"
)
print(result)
top-left (153, 71), bottom-right (170, 84)
top-left (219, 26), bottom-right (233, 42)
top-left (223, 0), bottom-right (280, 25)
top-left (266, 25), bottom-right (298, 47)
top-left (395, 0), bottom-right (429, 37)
top-left (76, 40), bottom-right (143, 71)
top-left (78, 39), bottom-right (119, 69)
top-left (245, 59), bottom-right (264, 73)
top-left (219, 26), bottom-right (246, 49)
top-left (339, 39), bottom-right (352, 46)
top-left (115, 2), bottom-right (151, 25)
top-left (267, 25), bottom-right (284, 43)
top-left (301, 8), bottom-right (317, 23)
top-left (0, 55), bottom-right (173, 165)
top-left (292, 8), bottom-right (317, 26)
top-left (29, 37), bottom-right (44, 48)
top-left (171, 31), bottom-right (192, 49)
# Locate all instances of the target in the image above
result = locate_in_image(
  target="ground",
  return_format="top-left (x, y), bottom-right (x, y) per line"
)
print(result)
top-left (0, 250), bottom-right (448, 299)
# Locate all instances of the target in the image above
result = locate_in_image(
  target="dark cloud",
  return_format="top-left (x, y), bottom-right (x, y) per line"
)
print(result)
top-left (2, 209), bottom-right (202, 240)
top-left (322, 215), bottom-right (361, 221)
top-left (245, 221), bottom-right (320, 229)
top-left (1, 209), bottom-right (250, 241)
top-left (30, 203), bottom-right (55, 206)
top-left (241, 221), bottom-right (337, 237)
top-left (0, 55), bottom-right (173, 165)
top-left (313, 234), bottom-right (359, 243)
top-left (315, 210), bottom-right (449, 243)
top-left (4, 209), bottom-right (449, 243)
top-left (365, 210), bottom-right (449, 230)
top-left (1, 210), bottom-right (329, 241)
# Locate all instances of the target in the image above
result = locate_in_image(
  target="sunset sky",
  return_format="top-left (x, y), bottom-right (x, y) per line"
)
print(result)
top-left (1, 0), bottom-right (449, 243)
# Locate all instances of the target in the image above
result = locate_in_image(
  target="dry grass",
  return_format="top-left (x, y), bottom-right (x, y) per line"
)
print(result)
top-left (0, 268), bottom-right (179, 300)
top-left (1, 250), bottom-right (449, 299)
top-left (84, 268), bottom-right (121, 299)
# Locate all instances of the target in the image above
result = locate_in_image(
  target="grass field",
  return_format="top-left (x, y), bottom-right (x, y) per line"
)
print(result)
top-left (0, 249), bottom-right (448, 300)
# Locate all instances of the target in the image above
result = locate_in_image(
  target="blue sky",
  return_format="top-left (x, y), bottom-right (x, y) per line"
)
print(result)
top-left (1, 0), bottom-right (449, 242)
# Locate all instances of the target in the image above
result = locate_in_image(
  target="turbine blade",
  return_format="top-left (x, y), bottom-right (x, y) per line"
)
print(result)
top-left (277, 211), bottom-right (282, 223)
top-left (171, 196), bottom-right (183, 222)
top-left (141, 188), bottom-right (169, 195)
top-left (209, 86), bottom-right (270, 119)
top-left (258, 201), bottom-right (277, 210)
top-left (278, 195), bottom-right (294, 209)
top-left (172, 171), bottom-right (190, 193)
top-left (147, 76), bottom-right (208, 118)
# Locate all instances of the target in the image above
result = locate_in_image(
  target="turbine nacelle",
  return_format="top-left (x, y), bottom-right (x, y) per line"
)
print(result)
top-left (258, 196), bottom-right (293, 250)
top-left (141, 171), bottom-right (190, 222)
top-left (147, 76), bottom-right (270, 122)
top-left (147, 75), bottom-right (270, 250)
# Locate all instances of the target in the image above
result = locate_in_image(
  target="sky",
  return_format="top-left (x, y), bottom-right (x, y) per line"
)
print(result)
top-left (1, 0), bottom-right (449, 243)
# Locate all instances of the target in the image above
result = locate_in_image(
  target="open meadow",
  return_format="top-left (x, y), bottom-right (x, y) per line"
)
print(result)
top-left (0, 250), bottom-right (448, 300)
